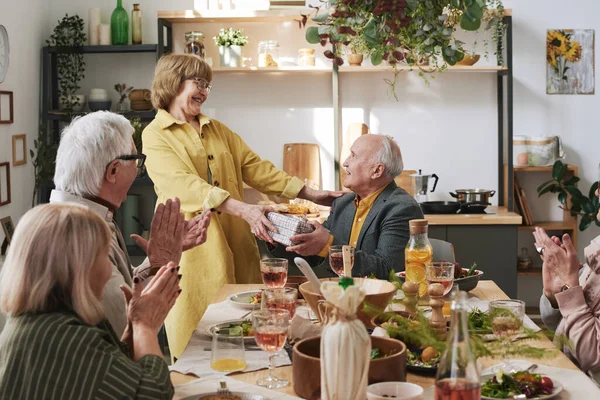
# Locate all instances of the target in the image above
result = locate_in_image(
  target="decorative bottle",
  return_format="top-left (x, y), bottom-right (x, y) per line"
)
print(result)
top-left (131, 3), bottom-right (142, 45)
top-left (434, 291), bottom-right (481, 400)
top-left (405, 219), bottom-right (433, 298)
top-left (111, 0), bottom-right (129, 45)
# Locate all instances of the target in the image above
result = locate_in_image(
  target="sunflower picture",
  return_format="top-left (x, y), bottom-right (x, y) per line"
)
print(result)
top-left (547, 29), bottom-right (594, 94)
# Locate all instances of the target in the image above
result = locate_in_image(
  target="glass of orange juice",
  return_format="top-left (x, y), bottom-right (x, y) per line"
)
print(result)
top-left (210, 329), bottom-right (246, 372)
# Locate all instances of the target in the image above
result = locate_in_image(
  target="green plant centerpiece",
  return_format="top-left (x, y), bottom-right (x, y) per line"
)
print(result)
top-left (214, 28), bottom-right (248, 68)
top-left (46, 14), bottom-right (86, 112)
top-left (537, 160), bottom-right (600, 231)
top-left (30, 124), bottom-right (58, 206)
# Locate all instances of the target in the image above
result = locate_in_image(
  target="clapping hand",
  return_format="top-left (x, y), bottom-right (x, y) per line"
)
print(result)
top-left (182, 210), bottom-right (211, 251)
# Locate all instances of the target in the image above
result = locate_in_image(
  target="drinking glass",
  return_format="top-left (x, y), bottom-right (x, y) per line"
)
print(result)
top-left (260, 258), bottom-right (288, 289)
top-left (329, 245), bottom-right (355, 277)
top-left (261, 287), bottom-right (298, 320)
top-left (426, 261), bottom-right (455, 296)
top-left (489, 299), bottom-right (526, 373)
top-left (210, 329), bottom-right (246, 372)
top-left (252, 309), bottom-right (290, 388)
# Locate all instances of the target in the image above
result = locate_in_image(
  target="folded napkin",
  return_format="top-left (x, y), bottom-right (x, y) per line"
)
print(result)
top-left (289, 314), bottom-right (322, 344)
top-left (174, 376), bottom-right (302, 400)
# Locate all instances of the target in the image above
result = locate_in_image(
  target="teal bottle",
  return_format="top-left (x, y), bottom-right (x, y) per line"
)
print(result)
top-left (111, 0), bottom-right (129, 45)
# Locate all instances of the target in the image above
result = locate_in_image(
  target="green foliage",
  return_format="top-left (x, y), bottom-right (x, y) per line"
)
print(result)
top-left (29, 125), bottom-right (58, 207)
top-left (537, 160), bottom-right (600, 231)
top-left (46, 14), bottom-right (86, 112)
top-left (213, 28), bottom-right (249, 47)
top-left (114, 83), bottom-right (134, 104)
top-left (130, 117), bottom-right (144, 155)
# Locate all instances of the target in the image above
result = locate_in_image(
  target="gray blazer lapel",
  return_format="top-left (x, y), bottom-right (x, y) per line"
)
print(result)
top-left (357, 182), bottom-right (397, 247)
top-left (335, 201), bottom-right (356, 244)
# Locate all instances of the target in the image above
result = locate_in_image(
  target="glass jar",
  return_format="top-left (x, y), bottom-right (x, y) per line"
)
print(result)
top-left (405, 219), bottom-right (433, 298)
top-left (513, 135), bottom-right (529, 167)
top-left (185, 31), bottom-right (205, 58)
top-left (258, 40), bottom-right (279, 67)
top-left (298, 48), bottom-right (315, 67)
top-left (517, 247), bottom-right (533, 271)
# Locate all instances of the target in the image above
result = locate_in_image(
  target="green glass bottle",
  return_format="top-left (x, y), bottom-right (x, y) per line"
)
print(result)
top-left (111, 0), bottom-right (129, 45)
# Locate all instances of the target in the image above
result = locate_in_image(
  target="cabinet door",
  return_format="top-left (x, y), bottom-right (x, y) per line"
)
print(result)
top-left (447, 226), bottom-right (518, 298)
top-left (428, 226), bottom-right (447, 241)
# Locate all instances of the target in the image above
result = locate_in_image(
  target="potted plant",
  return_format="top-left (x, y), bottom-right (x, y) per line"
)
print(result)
top-left (344, 34), bottom-right (372, 66)
top-left (114, 83), bottom-right (134, 113)
top-left (213, 28), bottom-right (248, 68)
top-left (30, 124), bottom-right (58, 206)
top-left (47, 14), bottom-right (86, 112)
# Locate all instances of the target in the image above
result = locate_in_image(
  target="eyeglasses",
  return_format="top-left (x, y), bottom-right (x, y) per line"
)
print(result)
top-left (190, 78), bottom-right (213, 94)
top-left (106, 154), bottom-right (147, 176)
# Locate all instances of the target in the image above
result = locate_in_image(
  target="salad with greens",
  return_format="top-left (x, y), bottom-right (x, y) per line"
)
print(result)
top-left (217, 321), bottom-right (254, 336)
top-left (482, 370), bottom-right (555, 398)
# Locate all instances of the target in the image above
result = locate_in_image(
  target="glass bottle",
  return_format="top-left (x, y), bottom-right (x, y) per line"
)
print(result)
top-left (405, 219), bottom-right (433, 298)
top-left (184, 31), bottom-right (205, 58)
top-left (111, 0), bottom-right (129, 45)
top-left (131, 3), bottom-right (142, 45)
top-left (435, 291), bottom-right (481, 400)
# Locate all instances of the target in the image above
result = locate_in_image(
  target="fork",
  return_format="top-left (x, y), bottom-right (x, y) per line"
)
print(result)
top-left (217, 381), bottom-right (232, 395)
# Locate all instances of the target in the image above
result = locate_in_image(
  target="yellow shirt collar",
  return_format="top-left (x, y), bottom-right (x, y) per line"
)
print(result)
top-left (353, 185), bottom-right (387, 209)
top-left (156, 109), bottom-right (211, 130)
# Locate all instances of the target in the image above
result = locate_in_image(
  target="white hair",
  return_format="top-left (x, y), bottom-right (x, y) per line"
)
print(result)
top-left (54, 111), bottom-right (134, 197)
top-left (373, 135), bottom-right (404, 178)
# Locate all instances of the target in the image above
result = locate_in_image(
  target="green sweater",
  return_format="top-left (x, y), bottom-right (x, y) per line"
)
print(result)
top-left (0, 312), bottom-right (173, 399)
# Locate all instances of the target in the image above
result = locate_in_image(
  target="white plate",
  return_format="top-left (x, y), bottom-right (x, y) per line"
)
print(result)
top-left (205, 319), bottom-right (257, 342)
top-left (181, 392), bottom-right (265, 400)
top-left (227, 290), bottom-right (262, 310)
top-left (481, 374), bottom-right (563, 400)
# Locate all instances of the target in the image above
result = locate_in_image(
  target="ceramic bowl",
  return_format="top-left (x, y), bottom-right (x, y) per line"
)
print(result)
top-left (88, 100), bottom-right (112, 112)
top-left (292, 335), bottom-right (407, 400)
top-left (367, 382), bottom-right (424, 400)
top-left (299, 278), bottom-right (397, 328)
top-left (456, 54), bottom-right (481, 66)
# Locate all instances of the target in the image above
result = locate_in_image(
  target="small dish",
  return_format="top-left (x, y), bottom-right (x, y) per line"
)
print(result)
top-left (227, 290), bottom-right (262, 310)
top-left (367, 381), bottom-right (424, 400)
top-left (206, 319), bottom-right (256, 342)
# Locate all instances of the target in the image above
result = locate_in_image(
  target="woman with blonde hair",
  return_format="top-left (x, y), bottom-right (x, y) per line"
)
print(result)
top-left (143, 53), bottom-right (343, 358)
top-left (0, 203), bottom-right (178, 399)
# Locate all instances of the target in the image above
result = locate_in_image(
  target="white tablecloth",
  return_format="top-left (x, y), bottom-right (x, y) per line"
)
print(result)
top-left (174, 376), bottom-right (302, 400)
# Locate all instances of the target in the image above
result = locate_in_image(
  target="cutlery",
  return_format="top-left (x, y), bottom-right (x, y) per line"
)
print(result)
top-left (295, 257), bottom-right (322, 293)
top-left (525, 363), bottom-right (538, 372)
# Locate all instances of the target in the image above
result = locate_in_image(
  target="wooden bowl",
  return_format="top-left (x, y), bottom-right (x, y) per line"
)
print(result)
top-left (293, 335), bottom-right (407, 400)
top-left (456, 54), bottom-right (480, 66)
top-left (299, 278), bottom-right (397, 328)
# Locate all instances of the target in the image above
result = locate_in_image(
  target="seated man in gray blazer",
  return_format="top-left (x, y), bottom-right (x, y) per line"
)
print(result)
top-left (284, 134), bottom-right (424, 279)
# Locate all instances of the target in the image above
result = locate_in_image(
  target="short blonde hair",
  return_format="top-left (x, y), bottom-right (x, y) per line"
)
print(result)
top-left (151, 53), bottom-right (213, 110)
top-left (0, 203), bottom-right (112, 326)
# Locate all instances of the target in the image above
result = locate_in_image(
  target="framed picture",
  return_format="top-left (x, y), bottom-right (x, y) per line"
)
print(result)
top-left (0, 216), bottom-right (14, 244)
top-left (12, 134), bottom-right (26, 166)
top-left (0, 162), bottom-right (10, 206)
top-left (0, 90), bottom-right (13, 124)
top-left (547, 29), bottom-right (595, 94)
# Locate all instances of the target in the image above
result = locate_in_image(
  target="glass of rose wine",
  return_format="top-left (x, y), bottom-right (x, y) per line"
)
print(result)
top-left (261, 287), bottom-right (298, 320)
top-left (426, 261), bottom-right (455, 296)
top-left (252, 309), bottom-right (290, 389)
top-left (260, 258), bottom-right (288, 289)
top-left (489, 299), bottom-right (525, 373)
top-left (329, 245), bottom-right (355, 277)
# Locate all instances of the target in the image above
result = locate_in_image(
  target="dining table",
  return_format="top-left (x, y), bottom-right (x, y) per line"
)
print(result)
top-left (170, 280), bottom-right (584, 398)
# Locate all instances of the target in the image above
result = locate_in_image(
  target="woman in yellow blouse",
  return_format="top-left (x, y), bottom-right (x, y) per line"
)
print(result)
top-left (143, 54), bottom-right (341, 358)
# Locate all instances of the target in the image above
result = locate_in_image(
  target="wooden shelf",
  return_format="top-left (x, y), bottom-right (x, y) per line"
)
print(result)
top-left (45, 44), bottom-right (157, 54)
top-left (212, 66), bottom-right (331, 73)
top-left (158, 8), bottom-right (512, 23)
top-left (514, 165), bottom-right (578, 172)
top-left (518, 268), bottom-right (542, 277)
top-left (46, 110), bottom-right (156, 121)
top-left (518, 221), bottom-right (576, 231)
top-left (338, 65), bottom-right (508, 73)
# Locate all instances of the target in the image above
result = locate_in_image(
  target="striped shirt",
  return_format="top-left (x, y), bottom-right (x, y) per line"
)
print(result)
top-left (0, 312), bottom-right (173, 399)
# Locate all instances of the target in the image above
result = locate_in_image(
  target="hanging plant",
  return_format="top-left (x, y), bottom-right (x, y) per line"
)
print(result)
top-left (46, 14), bottom-right (86, 112)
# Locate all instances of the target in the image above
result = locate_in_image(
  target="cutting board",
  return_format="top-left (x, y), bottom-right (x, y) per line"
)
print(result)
top-left (394, 170), bottom-right (417, 197)
top-left (340, 123), bottom-right (370, 189)
top-left (283, 143), bottom-right (322, 190)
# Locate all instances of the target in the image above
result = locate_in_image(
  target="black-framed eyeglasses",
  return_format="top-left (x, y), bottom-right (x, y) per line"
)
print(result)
top-left (106, 154), bottom-right (146, 175)
top-left (190, 78), bottom-right (213, 94)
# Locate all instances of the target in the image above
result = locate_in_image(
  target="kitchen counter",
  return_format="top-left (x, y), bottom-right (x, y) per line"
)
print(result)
top-left (425, 206), bottom-right (522, 225)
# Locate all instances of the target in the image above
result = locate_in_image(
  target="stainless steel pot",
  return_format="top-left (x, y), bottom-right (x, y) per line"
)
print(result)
top-left (450, 189), bottom-right (496, 204)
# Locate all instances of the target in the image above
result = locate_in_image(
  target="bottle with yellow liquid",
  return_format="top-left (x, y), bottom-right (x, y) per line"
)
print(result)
top-left (405, 219), bottom-right (433, 298)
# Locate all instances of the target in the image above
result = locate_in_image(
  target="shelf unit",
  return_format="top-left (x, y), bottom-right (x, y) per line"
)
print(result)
top-left (157, 8), bottom-right (514, 193)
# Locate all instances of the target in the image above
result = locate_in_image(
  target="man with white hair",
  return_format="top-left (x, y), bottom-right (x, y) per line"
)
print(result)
top-left (50, 111), bottom-right (210, 336)
top-left (285, 134), bottom-right (423, 279)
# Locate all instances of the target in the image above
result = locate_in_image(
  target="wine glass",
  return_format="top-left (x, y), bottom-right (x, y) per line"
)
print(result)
top-left (261, 287), bottom-right (298, 320)
top-left (252, 309), bottom-right (290, 389)
top-left (426, 261), bottom-right (455, 296)
top-left (260, 258), bottom-right (288, 288)
top-left (329, 245), bottom-right (355, 277)
top-left (210, 329), bottom-right (246, 372)
top-left (489, 299), bottom-right (526, 373)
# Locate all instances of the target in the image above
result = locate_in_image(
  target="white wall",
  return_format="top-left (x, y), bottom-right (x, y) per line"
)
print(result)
top-left (43, 1), bottom-right (600, 259)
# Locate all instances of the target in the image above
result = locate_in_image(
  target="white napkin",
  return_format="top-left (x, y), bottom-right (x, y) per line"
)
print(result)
top-left (174, 376), bottom-right (302, 400)
top-left (170, 300), bottom-right (292, 377)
